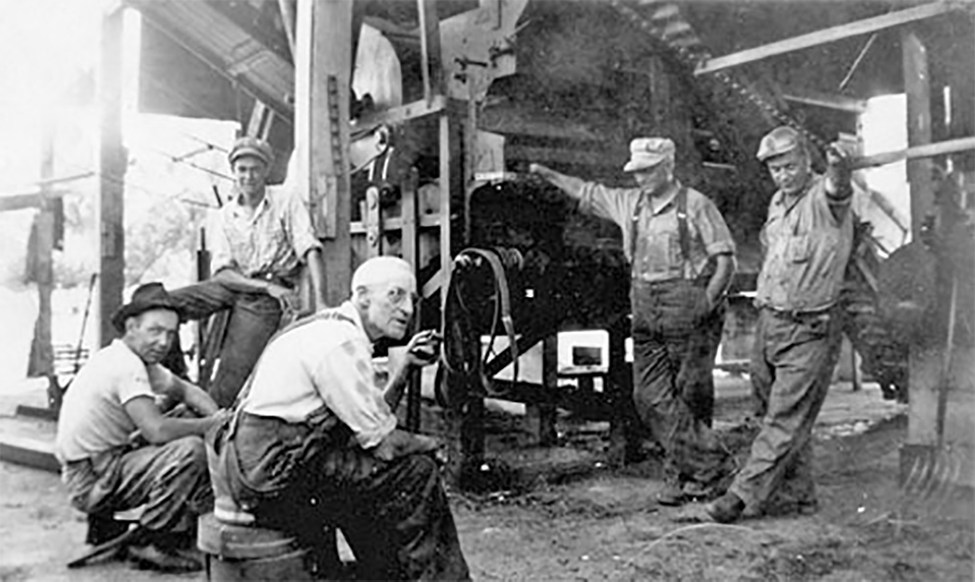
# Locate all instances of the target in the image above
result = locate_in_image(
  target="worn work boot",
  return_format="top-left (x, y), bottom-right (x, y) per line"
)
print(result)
top-left (656, 481), bottom-right (686, 506)
top-left (128, 543), bottom-right (202, 572)
top-left (85, 513), bottom-right (129, 546)
top-left (796, 498), bottom-right (819, 516)
top-left (683, 480), bottom-right (720, 502)
top-left (705, 492), bottom-right (745, 523)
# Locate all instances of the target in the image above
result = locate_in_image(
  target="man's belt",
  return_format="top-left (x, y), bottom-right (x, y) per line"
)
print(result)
top-left (254, 272), bottom-right (296, 290)
top-left (632, 275), bottom-right (701, 288)
top-left (761, 304), bottom-right (834, 321)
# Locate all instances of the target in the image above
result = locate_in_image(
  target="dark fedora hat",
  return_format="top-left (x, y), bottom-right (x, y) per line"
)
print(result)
top-left (111, 283), bottom-right (182, 333)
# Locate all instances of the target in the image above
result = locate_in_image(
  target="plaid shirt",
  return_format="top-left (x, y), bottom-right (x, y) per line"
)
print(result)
top-left (209, 186), bottom-right (321, 284)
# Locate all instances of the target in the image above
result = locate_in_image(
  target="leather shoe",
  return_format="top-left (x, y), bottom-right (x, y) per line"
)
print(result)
top-left (705, 492), bottom-right (745, 523)
top-left (128, 543), bottom-right (202, 572)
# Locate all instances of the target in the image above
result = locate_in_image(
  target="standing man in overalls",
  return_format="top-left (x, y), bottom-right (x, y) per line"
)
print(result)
top-left (707, 127), bottom-right (854, 522)
top-left (531, 137), bottom-right (736, 505)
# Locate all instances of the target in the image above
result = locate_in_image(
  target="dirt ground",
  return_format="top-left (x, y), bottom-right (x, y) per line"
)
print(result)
top-left (1, 400), bottom-right (973, 581)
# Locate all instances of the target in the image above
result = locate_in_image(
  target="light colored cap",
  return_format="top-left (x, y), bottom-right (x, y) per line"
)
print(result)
top-left (351, 256), bottom-right (416, 293)
top-left (756, 126), bottom-right (802, 162)
top-left (228, 136), bottom-right (274, 166)
top-left (623, 137), bottom-right (675, 173)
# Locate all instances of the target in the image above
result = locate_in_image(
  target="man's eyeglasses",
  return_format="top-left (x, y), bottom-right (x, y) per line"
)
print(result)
top-left (386, 286), bottom-right (418, 307)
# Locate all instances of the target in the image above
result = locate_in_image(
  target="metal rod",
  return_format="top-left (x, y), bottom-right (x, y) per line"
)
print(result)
top-left (73, 273), bottom-right (99, 376)
top-left (838, 33), bottom-right (878, 91)
top-left (850, 136), bottom-right (975, 170)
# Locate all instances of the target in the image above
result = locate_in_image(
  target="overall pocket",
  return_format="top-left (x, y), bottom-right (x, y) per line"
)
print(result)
top-left (631, 280), bottom-right (706, 337)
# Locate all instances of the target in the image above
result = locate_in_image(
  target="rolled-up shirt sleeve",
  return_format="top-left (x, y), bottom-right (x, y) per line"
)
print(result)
top-left (578, 181), bottom-right (632, 226)
top-left (695, 200), bottom-right (736, 257)
top-left (312, 338), bottom-right (396, 449)
top-left (578, 181), bottom-right (640, 262)
top-left (117, 364), bottom-right (157, 405)
top-left (285, 189), bottom-right (322, 262)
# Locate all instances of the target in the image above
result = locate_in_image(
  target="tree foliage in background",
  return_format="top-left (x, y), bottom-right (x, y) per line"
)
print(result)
top-left (124, 188), bottom-right (208, 286)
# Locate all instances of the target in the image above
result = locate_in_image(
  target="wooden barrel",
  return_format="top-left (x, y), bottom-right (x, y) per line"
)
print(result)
top-left (198, 512), bottom-right (313, 582)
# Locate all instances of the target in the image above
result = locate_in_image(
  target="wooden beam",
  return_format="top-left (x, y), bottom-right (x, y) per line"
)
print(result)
top-left (277, 0), bottom-right (297, 58)
top-left (353, 95), bottom-right (446, 137)
top-left (246, 101), bottom-right (274, 140)
top-left (417, 0), bottom-right (444, 105)
top-left (295, 0), bottom-right (354, 305)
top-left (782, 89), bottom-right (867, 113)
top-left (696, 3), bottom-right (955, 75)
top-left (98, 7), bottom-right (126, 347)
top-left (0, 190), bottom-right (69, 213)
top-left (421, 267), bottom-right (443, 299)
top-left (349, 211), bottom-right (442, 234)
top-left (0, 434), bottom-right (59, 474)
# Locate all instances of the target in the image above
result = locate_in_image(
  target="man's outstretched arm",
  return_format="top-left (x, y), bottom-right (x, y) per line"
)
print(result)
top-left (529, 163), bottom-right (587, 201)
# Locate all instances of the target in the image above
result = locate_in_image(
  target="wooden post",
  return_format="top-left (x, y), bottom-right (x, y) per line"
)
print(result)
top-left (438, 113), bottom-right (453, 311)
top-left (527, 335), bottom-right (559, 446)
top-left (295, 0), bottom-right (354, 306)
top-left (97, 7), bottom-right (126, 347)
top-left (901, 28), bottom-right (942, 481)
top-left (417, 0), bottom-right (444, 106)
top-left (402, 169), bottom-right (423, 432)
top-left (902, 30), bottom-right (933, 239)
top-left (606, 318), bottom-right (630, 467)
top-left (27, 124), bottom-right (56, 385)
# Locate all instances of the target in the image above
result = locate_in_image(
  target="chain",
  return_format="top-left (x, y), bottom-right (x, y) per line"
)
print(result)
top-left (609, 0), bottom-right (829, 151)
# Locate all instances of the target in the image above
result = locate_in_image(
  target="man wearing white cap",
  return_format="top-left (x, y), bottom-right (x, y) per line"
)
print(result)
top-left (168, 136), bottom-right (326, 408)
top-left (208, 256), bottom-right (469, 580)
top-left (707, 127), bottom-right (855, 523)
top-left (531, 137), bottom-right (736, 506)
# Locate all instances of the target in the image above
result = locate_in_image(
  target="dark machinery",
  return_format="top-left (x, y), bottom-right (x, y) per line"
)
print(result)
top-left (128, 0), bottom-right (975, 485)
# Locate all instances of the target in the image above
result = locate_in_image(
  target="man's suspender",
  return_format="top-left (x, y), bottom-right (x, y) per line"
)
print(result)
top-left (630, 185), bottom-right (690, 275)
top-left (226, 308), bottom-right (356, 436)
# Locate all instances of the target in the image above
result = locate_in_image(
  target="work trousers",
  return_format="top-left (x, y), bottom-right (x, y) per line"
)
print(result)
top-left (170, 278), bottom-right (282, 408)
top-left (61, 437), bottom-right (211, 535)
top-left (729, 307), bottom-right (842, 511)
top-left (223, 412), bottom-right (470, 581)
top-left (630, 279), bottom-right (731, 486)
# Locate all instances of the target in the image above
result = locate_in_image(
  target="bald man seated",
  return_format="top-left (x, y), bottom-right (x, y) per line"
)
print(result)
top-left (209, 257), bottom-right (470, 581)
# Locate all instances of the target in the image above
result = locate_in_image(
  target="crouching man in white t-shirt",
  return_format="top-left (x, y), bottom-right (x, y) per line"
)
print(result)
top-left (56, 283), bottom-right (225, 572)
